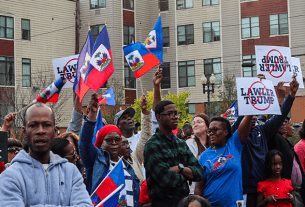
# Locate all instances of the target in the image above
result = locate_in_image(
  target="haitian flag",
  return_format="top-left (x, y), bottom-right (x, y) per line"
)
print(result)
top-left (74, 29), bottom-right (94, 102)
top-left (85, 25), bottom-right (114, 91)
top-left (98, 87), bottom-right (116, 106)
top-left (123, 42), bottom-right (160, 78)
top-left (223, 100), bottom-right (238, 118)
top-left (144, 14), bottom-right (163, 64)
top-left (92, 108), bottom-right (103, 145)
top-left (33, 77), bottom-right (67, 103)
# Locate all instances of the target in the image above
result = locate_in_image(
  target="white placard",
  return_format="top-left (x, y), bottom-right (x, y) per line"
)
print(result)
top-left (52, 54), bottom-right (79, 88)
top-left (283, 57), bottom-right (304, 88)
top-left (236, 77), bottom-right (281, 115)
top-left (255, 45), bottom-right (293, 85)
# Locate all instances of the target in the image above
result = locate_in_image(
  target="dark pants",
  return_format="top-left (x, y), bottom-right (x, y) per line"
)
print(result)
top-left (151, 197), bottom-right (184, 207)
top-left (246, 193), bottom-right (257, 207)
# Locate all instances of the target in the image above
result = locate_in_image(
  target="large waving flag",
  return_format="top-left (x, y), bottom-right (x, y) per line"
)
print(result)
top-left (92, 108), bottom-right (104, 145)
top-left (123, 42), bottom-right (160, 78)
top-left (91, 158), bottom-right (125, 206)
top-left (74, 29), bottom-right (94, 102)
top-left (33, 77), bottom-right (66, 103)
top-left (223, 100), bottom-right (238, 118)
top-left (98, 87), bottom-right (116, 106)
top-left (144, 14), bottom-right (163, 64)
top-left (85, 25), bottom-right (114, 91)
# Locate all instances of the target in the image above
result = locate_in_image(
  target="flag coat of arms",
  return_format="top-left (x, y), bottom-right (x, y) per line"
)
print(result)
top-left (33, 77), bottom-right (66, 103)
top-left (123, 42), bottom-right (160, 78)
top-left (144, 14), bottom-right (163, 64)
top-left (74, 30), bottom-right (94, 102)
top-left (223, 100), bottom-right (238, 118)
top-left (85, 25), bottom-right (114, 91)
top-left (98, 87), bottom-right (116, 106)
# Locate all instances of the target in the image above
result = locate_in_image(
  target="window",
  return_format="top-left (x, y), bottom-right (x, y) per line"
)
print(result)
top-left (21, 19), bottom-right (30, 40)
top-left (90, 0), bottom-right (106, 9)
top-left (203, 21), bottom-right (220, 43)
top-left (203, 0), bottom-right (219, 6)
top-left (177, 24), bottom-right (194, 45)
top-left (91, 24), bottom-right (105, 41)
top-left (0, 16), bottom-right (14, 39)
top-left (178, 60), bottom-right (195, 87)
top-left (123, 0), bottom-right (134, 10)
top-left (270, 13), bottom-right (288, 35)
top-left (242, 55), bottom-right (256, 77)
top-left (204, 58), bottom-right (221, 84)
top-left (0, 56), bottom-right (14, 86)
top-left (124, 62), bottom-right (136, 88)
top-left (177, 0), bottom-right (193, 10)
top-left (123, 25), bottom-right (135, 45)
top-left (0, 104), bottom-right (14, 126)
top-left (163, 27), bottom-right (170, 47)
top-left (186, 103), bottom-right (196, 116)
top-left (161, 62), bottom-right (170, 89)
top-left (22, 59), bottom-right (31, 87)
top-left (159, 0), bottom-right (169, 11)
top-left (242, 16), bottom-right (259, 39)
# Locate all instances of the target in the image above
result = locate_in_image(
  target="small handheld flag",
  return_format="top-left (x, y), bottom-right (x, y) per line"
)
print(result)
top-left (92, 108), bottom-right (104, 145)
top-left (223, 100), bottom-right (238, 118)
top-left (74, 29), bottom-right (94, 102)
top-left (144, 14), bottom-right (163, 64)
top-left (85, 25), bottom-right (114, 91)
top-left (33, 77), bottom-right (67, 104)
top-left (98, 88), bottom-right (116, 106)
top-left (123, 42), bottom-right (160, 78)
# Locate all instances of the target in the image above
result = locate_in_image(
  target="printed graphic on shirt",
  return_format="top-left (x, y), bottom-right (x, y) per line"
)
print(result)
top-left (207, 154), bottom-right (235, 173)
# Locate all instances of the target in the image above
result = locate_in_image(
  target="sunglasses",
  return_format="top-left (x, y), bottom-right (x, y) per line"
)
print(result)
top-left (64, 148), bottom-right (76, 160)
top-left (104, 137), bottom-right (122, 145)
top-left (8, 147), bottom-right (22, 152)
top-left (207, 127), bottom-right (226, 134)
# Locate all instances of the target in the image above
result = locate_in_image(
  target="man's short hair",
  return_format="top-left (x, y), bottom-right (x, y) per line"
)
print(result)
top-left (155, 100), bottom-right (174, 118)
top-left (177, 195), bottom-right (211, 207)
top-left (24, 103), bottom-right (55, 126)
top-left (182, 122), bottom-right (192, 131)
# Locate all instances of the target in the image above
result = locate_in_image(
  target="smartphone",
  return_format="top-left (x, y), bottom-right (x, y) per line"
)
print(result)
top-left (276, 198), bottom-right (290, 201)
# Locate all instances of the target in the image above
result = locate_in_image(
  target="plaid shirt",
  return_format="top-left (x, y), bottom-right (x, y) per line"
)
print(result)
top-left (144, 129), bottom-right (204, 200)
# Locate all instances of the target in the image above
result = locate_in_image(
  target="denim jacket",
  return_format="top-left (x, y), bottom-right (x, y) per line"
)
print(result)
top-left (79, 117), bottom-right (140, 207)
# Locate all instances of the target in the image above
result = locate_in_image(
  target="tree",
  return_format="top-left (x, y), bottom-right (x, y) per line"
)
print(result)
top-left (132, 89), bottom-right (193, 129)
top-left (205, 74), bottom-right (237, 117)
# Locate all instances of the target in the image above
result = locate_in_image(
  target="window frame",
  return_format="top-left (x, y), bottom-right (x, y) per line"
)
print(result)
top-left (204, 58), bottom-right (222, 85)
top-left (90, 0), bottom-right (106, 9)
top-left (178, 60), bottom-right (195, 88)
top-left (91, 24), bottom-right (105, 41)
top-left (159, 0), bottom-right (169, 11)
top-left (123, 0), bottom-right (134, 10)
top-left (202, 0), bottom-right (219, 6)
top-left (124, 62), bottom-right (136, 89)
top-left (162, 27), bottom-right (170, 47)
top-left (177, 0), bottom-right (193, 10)
top-left (269, 13), bottom-right (288, 36)
top-left (203, 21), bottom-right (220, 43)
top-left (241, 16), bottom-right (260, 39)
top-left (0, 15), bottom-right (14, 39)
top-left (21, 19), bottom-right (30, 41)
top-left (177, 24), bottom-right (194, 46)
top-left (22, 58), bottom-right (31, 87)
top-left (0, 56), bottom-right (14, 86)
top-left (186, 103), bottom-right (196, 116)
top-left (161, 62), bottom-right (170, 89)
top-left (242, 54), bottom-right (257, 77)
top-left (123, 25), bottom-right (135, 45)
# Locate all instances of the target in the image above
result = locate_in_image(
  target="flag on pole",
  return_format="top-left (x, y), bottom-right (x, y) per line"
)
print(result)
top-left (144, 14), bottom-right (163, 64)
top-left (92, 108), bottom-right (104, 145)
top-left (123, 42), bottom-right (160, 78)
top-left (74, 29), bottom-right (94, 102)
top-left (223, 100), bottom-right (238, 118)
top-left (85, 25), bottom-right (114, 91)
top-left (98, 88), bottom-right (116, 106)
top-left (33, 77), bottom-right (67, 103)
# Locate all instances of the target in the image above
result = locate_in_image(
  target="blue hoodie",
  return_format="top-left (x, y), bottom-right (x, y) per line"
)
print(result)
top-left (0, 150), bottom-right (92, 207)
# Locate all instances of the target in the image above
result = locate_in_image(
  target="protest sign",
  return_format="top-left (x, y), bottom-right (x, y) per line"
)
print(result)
top-left (52, 54), bottom-right (79, 88)
top-left (236, 77), bottom-right (281, 115)
top-left (255, 45), bottom-right (293, 85)
top-left (283, 57), bottom-right (304, 88)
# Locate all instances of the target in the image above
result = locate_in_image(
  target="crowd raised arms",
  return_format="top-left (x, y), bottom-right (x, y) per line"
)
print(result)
top-left (0, 70), bottom-right (303, 207)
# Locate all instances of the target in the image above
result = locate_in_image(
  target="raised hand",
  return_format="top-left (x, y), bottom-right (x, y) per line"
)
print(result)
top-left (289, 75), bottom-right (299, 98)
top-left (140, 94), bottom-right (148, 115)
top-left (87, 93), bottom-right (98, 121)
top-left (275, 81), bottom-right (286, 105)
top-left (153, 66), bottom-right (163, 86)
top-left (1, 113), bottom-right (17, 131)
top-left (256, 74), bottom-right (266, 81)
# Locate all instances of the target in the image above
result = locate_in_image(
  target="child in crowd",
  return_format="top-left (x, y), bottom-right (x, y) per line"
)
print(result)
top-left (257, 150), bottom-right (295, 207)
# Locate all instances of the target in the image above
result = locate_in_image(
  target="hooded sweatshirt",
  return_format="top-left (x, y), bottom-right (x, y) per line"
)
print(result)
top-left (0, 150), bottom-right (92, 207)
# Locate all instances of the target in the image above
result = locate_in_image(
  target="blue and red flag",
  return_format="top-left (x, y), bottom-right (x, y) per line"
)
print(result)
top-left (74, 29), bottom-right (94, 102)
top-left (85, 25), bottom-right (114, 91)
top-left (33, 77), bottom-right (66, 103)
top-left (92, 108), bottom-right (103, 145)
top-left (223, 100), bottom-right (238, 118)
top-left (98, 87), bottom-right (116, 106)
top-left (144, 14), bottom-right (163, 64)
top-left (123, 42), bottom-right (160, 78)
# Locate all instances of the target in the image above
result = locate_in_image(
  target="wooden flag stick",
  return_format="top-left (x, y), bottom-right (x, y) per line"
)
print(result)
top-left (89, 21), bottom-right (91, 30)
top-left (139, 77), bottom-right (144, 95)
top-left (16, 102), bottom-right (34, 114)
top-left (95, 184), bottom-right (124, 207)
top-left (105, 19), bottom-right (107, 25)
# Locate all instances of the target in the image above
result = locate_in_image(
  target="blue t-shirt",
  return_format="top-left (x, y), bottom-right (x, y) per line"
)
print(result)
top-left (199, 131), bottom-right (244, 207)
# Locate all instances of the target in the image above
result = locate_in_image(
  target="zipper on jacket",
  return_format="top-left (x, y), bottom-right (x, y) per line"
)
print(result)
top-left (45, 169), bottom-right (48, 177)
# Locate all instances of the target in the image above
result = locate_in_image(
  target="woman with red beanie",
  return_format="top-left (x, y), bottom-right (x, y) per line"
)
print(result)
top-left (79, 94), bottom-right (140, 207)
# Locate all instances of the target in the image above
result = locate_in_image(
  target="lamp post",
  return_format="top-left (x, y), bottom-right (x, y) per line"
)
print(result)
top-left (201, 73), bottom-right (216, 107)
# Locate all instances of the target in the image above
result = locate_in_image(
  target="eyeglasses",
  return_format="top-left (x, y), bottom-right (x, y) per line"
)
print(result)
top-left (160, 111), bottom-right (181, 119)
top-left (8, 147), bottom-right (22, 153)
top-left (207, 127), bottom-right (226, 134)
top-left (64, 148), bottom-right (76, 160)
top-left (121, 141), bottom-right (130, 147)
top-left (192, 120), bottom-right (205, 126)
top-left (104, 137), bottom-right (122, 145)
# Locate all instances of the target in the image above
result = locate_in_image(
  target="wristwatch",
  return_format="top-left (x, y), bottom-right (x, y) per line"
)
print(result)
top-left (178, 163), bottom-right (185, 174)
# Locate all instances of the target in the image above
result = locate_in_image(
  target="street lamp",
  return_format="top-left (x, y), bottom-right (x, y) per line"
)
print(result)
top-left (201, 73), bottom-right (216, 106)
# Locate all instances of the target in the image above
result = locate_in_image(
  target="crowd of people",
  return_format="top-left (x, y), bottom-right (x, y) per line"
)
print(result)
top-left (0, 68), bottom-right (304, 207)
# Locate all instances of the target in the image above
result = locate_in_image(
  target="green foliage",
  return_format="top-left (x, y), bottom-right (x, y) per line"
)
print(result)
top-left (132, 89), bottom-right (193, 129)
top-left (288, 131), bottom-right (301, 146)
top-left (205, 74), bottom-right (237, 117)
